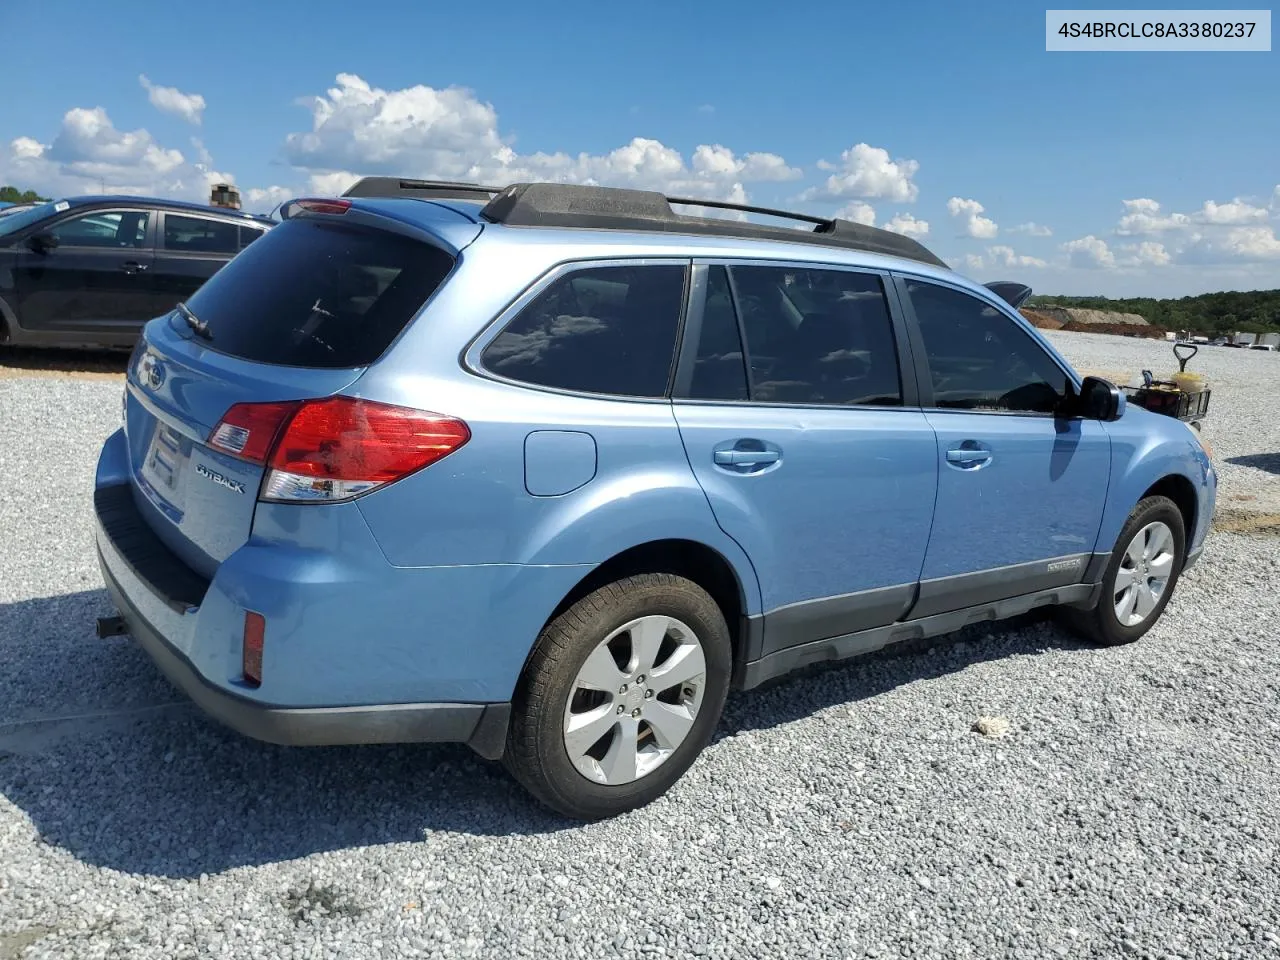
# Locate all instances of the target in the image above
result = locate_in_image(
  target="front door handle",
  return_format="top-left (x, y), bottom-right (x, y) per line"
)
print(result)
top-left (945, 445), bottom-right (992, 467)
top-left (121, 261), bottom-right (149, 274)
top-left (714, 449), bottom-right (781, 467)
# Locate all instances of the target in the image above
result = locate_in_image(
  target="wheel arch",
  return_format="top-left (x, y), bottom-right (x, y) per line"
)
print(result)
top-left (1141, 473), bottom-right (1198, 547)
top-left (535, 537), bottom-right (758, 676)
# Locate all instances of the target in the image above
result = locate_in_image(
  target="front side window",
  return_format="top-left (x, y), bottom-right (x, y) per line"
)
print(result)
top-left (163, 214), bottom-right (240, 254)
top-left (687, 264), bottom-right (902, 406)
top-left (481, 264), bottom-right (686, 398)
top-left (906, 280), bottom-right (1070, 414)
top-left (50, 210), bottom-right (149, 248)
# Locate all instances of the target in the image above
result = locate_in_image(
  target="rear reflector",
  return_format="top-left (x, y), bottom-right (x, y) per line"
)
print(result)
top-left (243, 611), bottom-right (265, 686)
top-left (209, 396), bottom-right (470, 503)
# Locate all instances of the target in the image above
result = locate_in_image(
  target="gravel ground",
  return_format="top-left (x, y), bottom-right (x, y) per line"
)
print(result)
top-left (1, 331), bottom-right (1279, 960)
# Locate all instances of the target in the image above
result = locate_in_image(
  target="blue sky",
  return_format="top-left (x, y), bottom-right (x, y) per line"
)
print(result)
top-left (1, 0), bottom-right (1276, 296)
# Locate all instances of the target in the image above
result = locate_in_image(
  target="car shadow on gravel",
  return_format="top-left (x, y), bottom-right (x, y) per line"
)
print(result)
top-left (715, 610), bottom-right (1086, 738)
top-left (1225, 452), bottom-right (1280, 476)
top-left (1, 589), bottom-right (1086, 879)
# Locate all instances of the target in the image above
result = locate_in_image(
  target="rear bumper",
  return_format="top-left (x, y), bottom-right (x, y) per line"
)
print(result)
top-left (97, 545), bottom-right (511, 757)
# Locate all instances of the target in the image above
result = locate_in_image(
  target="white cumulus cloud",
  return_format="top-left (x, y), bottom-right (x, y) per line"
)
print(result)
top-left (1116, 198), bottom-right (1190, 235)
top-left (1119, 241), bottom-right (1171, 267)
top-left (836, 201), bottom-right (876, 225)
top-left (804, 143), bottom-right (920, 203)
top-left (138, 75), bottom-right (206, 125)
top-left (947, 197), bottom-right (998, 239)
top-left (1009, 221), bottom-right (1052, 237)
top-left (1062, 235), bottom-right (1117, 269)
top-left (2, 106), bottom-right (232, 201)
top-left (987, 245), bottom-right (1048, 269)
top-left (245, 185), bottom-right (295, 212)
top-left (884, 212), bottom-right (929, 238)
top-left (1193, 198), bottom-right (1270, 225)
top-left (282, 73), bottom-right (801, 204)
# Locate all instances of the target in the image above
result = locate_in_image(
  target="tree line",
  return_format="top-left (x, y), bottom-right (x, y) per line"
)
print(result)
top-left (1027, 289), bottom-right (1280, 335)
top-left (0, 185), bottom-right (51, 204)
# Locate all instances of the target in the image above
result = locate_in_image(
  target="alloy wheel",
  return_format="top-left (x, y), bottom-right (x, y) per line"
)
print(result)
top-left (1113, 520), bottom-right (1177, 627)
top-left (562, 615), bottom-right (707, 785)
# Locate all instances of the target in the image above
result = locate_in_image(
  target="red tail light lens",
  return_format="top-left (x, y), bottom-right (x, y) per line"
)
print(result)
top-left (243, 611), bottom-right (265, 686)
top-left (209, 396), bottom-right (470, 503)
top-left (209, 400), bottom-right (299, 462)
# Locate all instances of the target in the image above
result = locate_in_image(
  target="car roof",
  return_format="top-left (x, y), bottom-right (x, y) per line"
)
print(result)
top-left (60, 195), bottom-right (275, 224)
top-left (344, 195), bottom-right (972, 292)
top-left (339, 177), bottom-right (951, 269)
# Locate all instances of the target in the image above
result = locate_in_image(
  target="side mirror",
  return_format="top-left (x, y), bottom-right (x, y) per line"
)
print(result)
top-left (26, 231), bottom-right (58, 253)
top-left (1078, 375), bottom-right (1125, 421)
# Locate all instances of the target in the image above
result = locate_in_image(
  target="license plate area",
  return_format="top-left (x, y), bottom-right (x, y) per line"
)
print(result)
top-left (138, 422), bottom-right (191, 520)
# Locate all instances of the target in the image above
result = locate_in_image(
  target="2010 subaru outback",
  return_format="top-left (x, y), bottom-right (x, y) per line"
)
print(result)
top-left (93, 177), bottom-right (1216, 820)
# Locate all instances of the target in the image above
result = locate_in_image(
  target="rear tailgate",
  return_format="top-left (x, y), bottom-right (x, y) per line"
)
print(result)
top-left (125, 320), bottom-right (362, 576)
top-left (121, 207), bottom-right (475, 578)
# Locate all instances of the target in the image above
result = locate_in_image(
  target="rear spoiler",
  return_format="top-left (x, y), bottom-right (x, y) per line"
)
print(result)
top-left (984, 281), bottom-right (1033, 309)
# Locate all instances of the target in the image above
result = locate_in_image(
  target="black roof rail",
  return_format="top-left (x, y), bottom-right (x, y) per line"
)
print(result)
top-left (341, 177), bottom-right (949, 269)
top-left (480, 183), bottom-right (950, 268)
top-left (341, 177), bottom-right (503, 201)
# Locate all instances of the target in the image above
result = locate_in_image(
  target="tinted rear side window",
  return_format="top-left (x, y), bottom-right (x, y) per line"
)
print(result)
top-left (480, 264), bottom-right (686, 398)
top-left (239, 224), bottom-right (265, 249)
top-left (183, 219), bottom-right (453, 368)
top-left (729, 265), bottom-right (902, 406)
top-left (164, 214), bottom-right (239, 254)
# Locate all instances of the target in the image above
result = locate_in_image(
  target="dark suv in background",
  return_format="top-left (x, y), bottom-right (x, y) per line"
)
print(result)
top-left (0, 196), bottom-right (273, 350)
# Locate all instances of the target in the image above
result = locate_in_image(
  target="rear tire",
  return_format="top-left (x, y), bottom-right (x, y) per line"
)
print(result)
top-left (1059, 495), bottom-right (1186, 647)
top-left (504, 573), bottom-right (731, 820)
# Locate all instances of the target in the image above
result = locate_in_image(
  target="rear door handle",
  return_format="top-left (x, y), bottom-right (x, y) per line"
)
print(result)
top-left (714, 449), bottom-right (780, 466)
top-left (121, 261), bottom-right (149, 274)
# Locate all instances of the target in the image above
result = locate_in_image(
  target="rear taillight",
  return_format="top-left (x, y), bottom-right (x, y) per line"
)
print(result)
top-left (209, 400), bottom-right (299, 462)
top-left (243, 611), bottom-right (265, 686)
top-left (208, 396), bottom-right (470, 503)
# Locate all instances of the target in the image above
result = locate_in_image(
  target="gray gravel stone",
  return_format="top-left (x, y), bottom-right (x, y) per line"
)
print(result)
top-left (2, 334), bottom-right (1279, 959)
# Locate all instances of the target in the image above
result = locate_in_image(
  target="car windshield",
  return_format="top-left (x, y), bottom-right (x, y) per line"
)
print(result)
top-left (0, 200), bottom-right (61, 238)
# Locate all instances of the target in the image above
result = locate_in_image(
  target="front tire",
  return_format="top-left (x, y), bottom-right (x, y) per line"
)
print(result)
top-left (1060, 495), bottom-right (1186, 646)
top-left (504, 574), bottom-right (731, 820)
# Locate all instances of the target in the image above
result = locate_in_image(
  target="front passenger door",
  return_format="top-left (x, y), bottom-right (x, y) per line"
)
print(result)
top-left (11, 209), bottom-right (154, 342)
top-left (899, 277), bottom-right (1111, 618)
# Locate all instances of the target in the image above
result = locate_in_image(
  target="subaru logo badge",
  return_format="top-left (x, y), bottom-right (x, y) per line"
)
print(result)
top-left (140, 353), bottom-right (165, 389)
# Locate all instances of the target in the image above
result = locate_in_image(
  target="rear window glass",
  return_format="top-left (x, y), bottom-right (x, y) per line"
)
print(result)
top-left (182, 219), bottom-right (453, 368)
top-left (480, 264), bottom-right (686, 398)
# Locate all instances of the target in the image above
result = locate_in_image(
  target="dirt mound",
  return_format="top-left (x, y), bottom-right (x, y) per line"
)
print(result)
top-left (1032, 306), bottom-right (1149, 327)
top-left (1021, 309), bottom-right (1065, 330)
top-left (1060, 320), bottom-right (1168, 339)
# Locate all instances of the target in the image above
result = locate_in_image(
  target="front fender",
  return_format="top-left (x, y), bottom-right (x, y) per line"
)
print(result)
top-left (1098, 412), bottom-right (1214, 554)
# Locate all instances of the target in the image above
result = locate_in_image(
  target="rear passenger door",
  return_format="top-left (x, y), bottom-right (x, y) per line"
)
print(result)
top-left (149, 211), bottom-right (244, 317)
top-left (671, 262), bottom-right (938, 658)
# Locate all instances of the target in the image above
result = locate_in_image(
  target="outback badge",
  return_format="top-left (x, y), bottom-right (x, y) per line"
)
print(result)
top-left (196, 462), bottom-right (246, 495)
